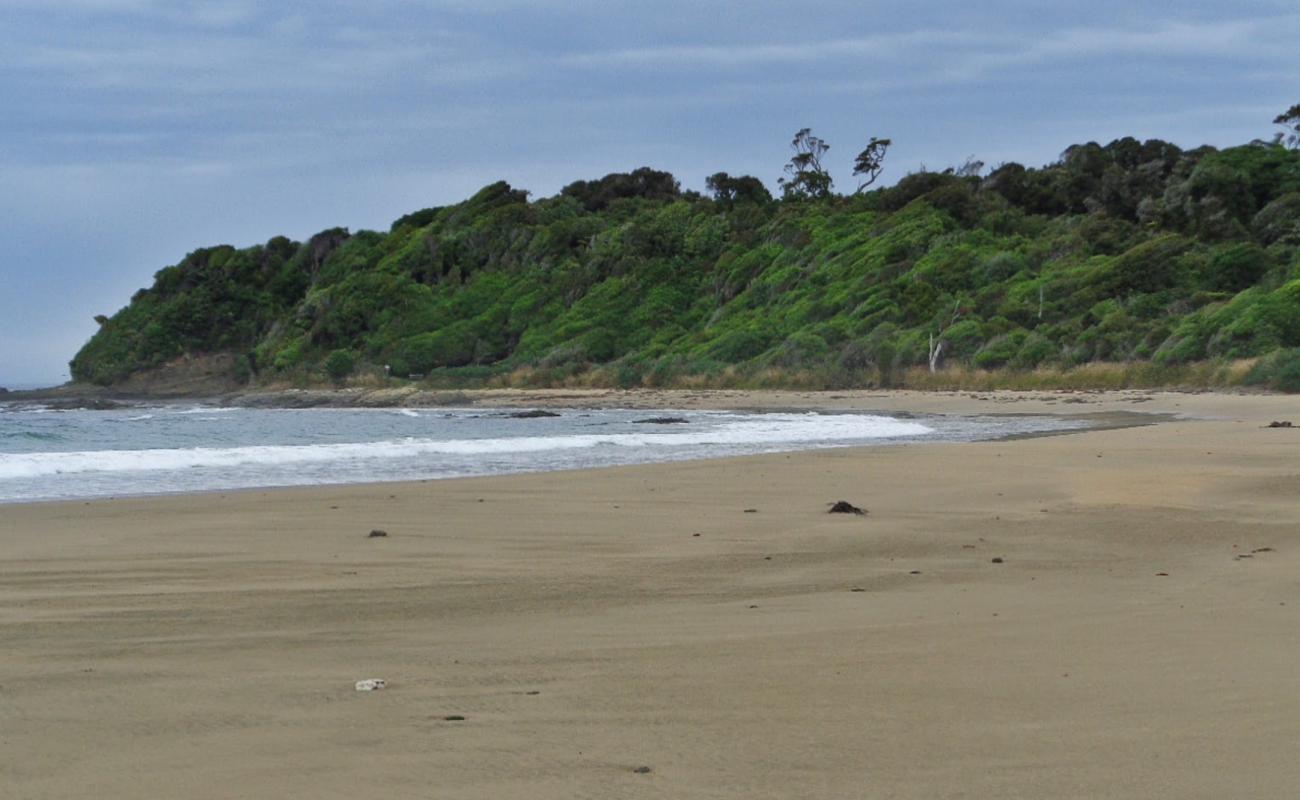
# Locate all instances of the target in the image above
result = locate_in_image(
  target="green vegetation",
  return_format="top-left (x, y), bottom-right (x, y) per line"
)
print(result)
top-left (324, 349), bottom-right (356, 383)
top-left (71, 116), bottom-right (1300, 392)
top-left (1245, 348), bottom-right (1300, 393)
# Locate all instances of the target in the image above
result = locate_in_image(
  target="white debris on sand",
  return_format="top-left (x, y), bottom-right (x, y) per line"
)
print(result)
top-left (355, 679), bottom-right (387, 692)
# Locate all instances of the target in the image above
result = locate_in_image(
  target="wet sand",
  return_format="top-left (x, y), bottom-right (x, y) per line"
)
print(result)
top-left (2, 390), bottom-right (1298, 798)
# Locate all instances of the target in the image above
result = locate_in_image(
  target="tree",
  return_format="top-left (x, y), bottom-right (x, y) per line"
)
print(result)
top-left (852, 136), bottom-right (892, 192)
top-left (561, 167), bottom-right (681, 211)
top-left (324, 349), bottom-right (355, 382)
top-left (950, 155), bottom-right (984, 178)
top-left (705, 172), bottom-right (772, 206)
top-left (778, 128), bottom-right (833, 200)
top-left (1275, 104), bottom-right (1300, 149)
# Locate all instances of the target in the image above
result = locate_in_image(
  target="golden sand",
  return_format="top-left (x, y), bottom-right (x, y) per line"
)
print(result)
top-left (3, 390), bottom-right (1298, 798)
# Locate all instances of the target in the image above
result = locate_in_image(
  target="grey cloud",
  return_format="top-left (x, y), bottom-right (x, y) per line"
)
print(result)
top-left (562, 30), bottom-right (988, 68)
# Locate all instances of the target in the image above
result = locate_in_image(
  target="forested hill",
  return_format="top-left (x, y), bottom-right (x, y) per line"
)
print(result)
top-left (71, 132), bottom-right (1300, 392)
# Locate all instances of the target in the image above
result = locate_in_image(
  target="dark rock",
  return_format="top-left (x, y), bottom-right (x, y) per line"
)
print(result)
top-left (0, 387), bottom-right (8, 394)
top-left (743, 508), bottom-right (758, 513)
top-left (1253, 547), bottom-right (1275, 553)
top-left (828, 500), bottom-right (867, 516)
top-left (444, 715), bottom-right (465, 721)
top-left (45, 398), bottom-right (127, 411)
top-left (633, 416), bottom-right (689, 425)
top-left (235, 391), bottom-right (336, 409)
top-left (909, 570), bottom-right (922, 575)
top-left (850, 587), bottom-right (865, 592)
top-left (632, 766), bottom-right (652, 775)
top-left (1266, 420), bottom-right (1293, 428)
top-left (508, 409), bottom-right (560, 419)
top-left (991, 557), bottom-right (1004, 564)
top-left (368, 529), bottom-right (388, 538)
top-left (1155, 572), bottom-right (1169, 576)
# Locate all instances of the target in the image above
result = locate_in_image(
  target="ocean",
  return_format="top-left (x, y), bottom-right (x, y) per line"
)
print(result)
top-left (0, 403), bottom-right (1084, 503)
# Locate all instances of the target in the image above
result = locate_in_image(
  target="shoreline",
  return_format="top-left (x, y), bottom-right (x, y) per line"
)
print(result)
top-left (2, 396), bottom-right (1170, 508)
top-left (0, 409), bottom-right (1136, 510)
top-left (2, 380), bottom-right (1284, 412)
top-left (5, 382), bottom-right (1274, 413)
top-left (3, 390), bottom-right (1299, 797)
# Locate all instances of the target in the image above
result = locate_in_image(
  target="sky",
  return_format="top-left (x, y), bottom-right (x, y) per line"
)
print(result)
top-left (1, 1), bottom-right (1297, 385)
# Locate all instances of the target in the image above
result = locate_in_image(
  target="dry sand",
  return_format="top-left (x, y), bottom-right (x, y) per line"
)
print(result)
top-left (2, 389), bottom-right (1298, 799)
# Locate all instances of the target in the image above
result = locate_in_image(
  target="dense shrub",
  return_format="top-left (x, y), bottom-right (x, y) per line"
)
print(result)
top-left (1252, 193), bottom-right (1300, 245)
top-left (1245, 348), bottom-right (1300, 392)
top-left (324, 349), bottom-right (355, 382)
top-left (1204, 243), bottom-right (1271, 292)
top-left (974, 331), bottom-right (1026, 369)
top-left (68, 138), bottom-right (1300, 390)
top-left (1012, 332), bottom-right (1058, 368)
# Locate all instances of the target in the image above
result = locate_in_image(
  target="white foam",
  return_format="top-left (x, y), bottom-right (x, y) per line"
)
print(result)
top-left (10, 405), bottom-right (53, 414)
top-left (0, 413), bottom-right (931, 479)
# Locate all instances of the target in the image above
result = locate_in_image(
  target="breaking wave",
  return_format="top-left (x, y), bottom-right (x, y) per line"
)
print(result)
top-left (0, 413), bottom-right (930, 480)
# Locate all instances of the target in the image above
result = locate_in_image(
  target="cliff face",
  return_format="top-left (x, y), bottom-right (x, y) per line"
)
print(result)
top-left (71, 141), bottom-right (1300, 390)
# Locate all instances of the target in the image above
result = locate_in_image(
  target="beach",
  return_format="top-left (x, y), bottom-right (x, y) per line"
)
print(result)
top-left (2, 389), bottom-right (1298, 798)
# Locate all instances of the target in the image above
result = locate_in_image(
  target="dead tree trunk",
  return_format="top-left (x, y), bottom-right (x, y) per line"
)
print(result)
top-left (928, 333), bottom-right (944, 373)
top-left (927, 299), bottom-right (963, 373)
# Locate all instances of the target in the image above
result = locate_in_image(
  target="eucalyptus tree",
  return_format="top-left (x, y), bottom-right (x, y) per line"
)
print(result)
top-left (1276, 104), bottom-right (1300, 149)
top-left (852, 136), bottom-right (892, 192)
top-left (778, 128), bottom-right (833, 200)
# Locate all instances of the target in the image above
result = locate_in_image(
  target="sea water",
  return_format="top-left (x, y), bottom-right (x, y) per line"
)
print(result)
top-left (0, 404), bottom-right (1084, 503)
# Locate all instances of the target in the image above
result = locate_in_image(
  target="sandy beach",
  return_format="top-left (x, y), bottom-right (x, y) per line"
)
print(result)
top-left (3, 389), bottom-right (1298, 799)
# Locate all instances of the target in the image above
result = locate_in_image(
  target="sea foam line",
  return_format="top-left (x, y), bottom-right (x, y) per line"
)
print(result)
top-left (0, 413), bottom-right (931, 479)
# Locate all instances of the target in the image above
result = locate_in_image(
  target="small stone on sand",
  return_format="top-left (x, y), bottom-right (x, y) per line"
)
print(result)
top-left (828, 500), bottom-right (867, 515)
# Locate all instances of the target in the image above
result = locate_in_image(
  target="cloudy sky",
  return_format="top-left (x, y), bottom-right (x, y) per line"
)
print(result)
top-left (1, 0), bottom-right (1296, 385)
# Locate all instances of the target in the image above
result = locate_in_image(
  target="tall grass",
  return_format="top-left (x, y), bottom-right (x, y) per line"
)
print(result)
top-left (273, 357), bottom-right (1272, 393)
top-left (896, 359), bottom-right (1258, 391)
top-left (452, 358), bottom-right (1264, 392)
